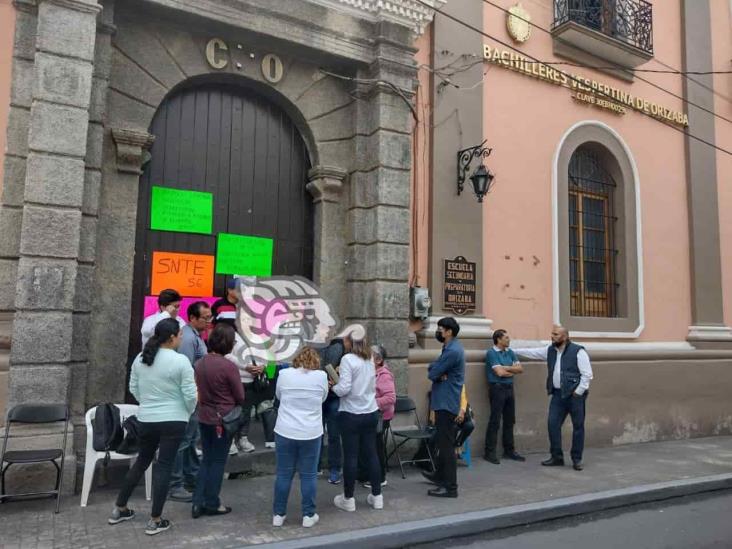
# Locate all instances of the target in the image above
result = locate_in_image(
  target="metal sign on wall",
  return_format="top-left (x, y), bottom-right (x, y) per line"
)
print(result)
top-left (443, 256), bottom-right (476, 315)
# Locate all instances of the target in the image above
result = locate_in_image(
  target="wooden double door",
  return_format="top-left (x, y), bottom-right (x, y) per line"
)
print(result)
top-left (128, 83), bottom-right (313, 358)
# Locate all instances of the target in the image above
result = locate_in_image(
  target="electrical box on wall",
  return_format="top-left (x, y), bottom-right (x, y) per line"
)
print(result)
top-left (410, 286), bottom-right (432, 320)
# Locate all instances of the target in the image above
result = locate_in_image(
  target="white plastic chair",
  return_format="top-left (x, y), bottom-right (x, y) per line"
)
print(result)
top-left (80, 404), bottom-right (152, 507)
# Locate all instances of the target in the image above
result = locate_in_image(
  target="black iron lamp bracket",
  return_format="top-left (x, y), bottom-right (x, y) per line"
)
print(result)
top-left (457, 140), bottom-right (493, 195)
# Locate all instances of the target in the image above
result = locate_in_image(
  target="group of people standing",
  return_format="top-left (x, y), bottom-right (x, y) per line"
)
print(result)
top-left (107, 285), bottom-right (396, 535)
top-left (422, 319), bottom-right (594, 500)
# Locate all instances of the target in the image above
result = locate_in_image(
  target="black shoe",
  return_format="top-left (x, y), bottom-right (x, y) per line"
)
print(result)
top-left (503, 452), bottom-right (526, 462)
top-left (427, 486), bottom-right (458, 498)
top-left (108, 507), bottom-right (135, 525)
top-left (191, 505), bottom-right (204, 519)
top-left (144, 518), bottom-right (171, 536)
top-left (483, 454), bottom-right (500, 464)
top-left (541, 457), bottom-right (565, 466)
top-left (573, 461), bottom-right (584, 471)
top-left (204, 506), bottom-right (232, 516)
top-left (421, 470), bottom-right (441, 486)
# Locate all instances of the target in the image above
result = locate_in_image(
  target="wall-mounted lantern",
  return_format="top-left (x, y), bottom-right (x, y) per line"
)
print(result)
top-left (457, 140), bottom-right (495, 202)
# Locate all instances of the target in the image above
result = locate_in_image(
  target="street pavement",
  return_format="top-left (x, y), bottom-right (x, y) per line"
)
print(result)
top-left (411, 490), bottom-right (732, 549)
top-left (0, 436), bottom-right (731, 548)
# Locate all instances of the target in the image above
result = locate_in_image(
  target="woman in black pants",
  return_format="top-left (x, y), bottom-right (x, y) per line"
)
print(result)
top-left (108, 318), bottom-right (198, 535)
top-left (331, 331), bottom-right (384, 512)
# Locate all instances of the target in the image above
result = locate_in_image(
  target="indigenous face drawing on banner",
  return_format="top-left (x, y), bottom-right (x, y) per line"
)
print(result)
top-left (232, 275), bottom-right (360, 364)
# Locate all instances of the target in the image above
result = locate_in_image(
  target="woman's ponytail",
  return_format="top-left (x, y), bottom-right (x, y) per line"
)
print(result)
top-left (141, 317), bottom-right (179, 365)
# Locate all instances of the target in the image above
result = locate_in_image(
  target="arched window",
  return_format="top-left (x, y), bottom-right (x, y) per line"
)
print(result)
top-left (568, 146), bottom-right (618, 317)
top-left (554, 121), bottom-right (642, 337)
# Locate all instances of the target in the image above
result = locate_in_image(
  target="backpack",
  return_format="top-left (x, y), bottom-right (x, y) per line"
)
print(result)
top-left (116, 415), bottom-right (142, 455)
top-left (92, 403), bottom-right (123, 463)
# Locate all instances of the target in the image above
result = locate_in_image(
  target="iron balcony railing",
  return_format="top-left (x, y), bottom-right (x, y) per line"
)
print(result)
top-left (553, 0), bottom-right (653, 56)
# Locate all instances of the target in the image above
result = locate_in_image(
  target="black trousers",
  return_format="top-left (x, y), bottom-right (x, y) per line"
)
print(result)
top-left (338, 411), bottom-right (382, 498)
top-left (484, 383), bottom-right (516, 457)
top-left (434, 410), bottom-right (458, 492)
top-left (115, 420), bottom-right (186, 518)
top-left (357, 419), bottom-right (390, 484)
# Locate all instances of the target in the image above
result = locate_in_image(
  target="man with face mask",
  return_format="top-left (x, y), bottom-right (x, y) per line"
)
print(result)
top-left (424, 317), bottom-right (465, 498)
top-left (513, 325), bottom-right (593, 470)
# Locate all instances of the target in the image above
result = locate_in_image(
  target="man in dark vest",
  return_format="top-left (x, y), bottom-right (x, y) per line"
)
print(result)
top-left (514, 325), bottom-right (593, 470)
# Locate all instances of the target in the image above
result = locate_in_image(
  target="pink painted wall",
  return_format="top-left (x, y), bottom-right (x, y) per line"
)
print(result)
top-left (410, 26), bottom-right (432, 291)
top-left (479, 0), bottom-right (691, 341)
top-left (0, 0), bottom-right (15, 194)
top-left (409, 25), bottom-right (432, 334)
top-left (712, 0), bottom-right (732, 328)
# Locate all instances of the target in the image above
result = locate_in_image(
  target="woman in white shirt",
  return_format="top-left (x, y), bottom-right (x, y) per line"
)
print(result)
top-left (272, 347), bottom-right (328, 528)
top-left (331, 336), bottom-right (383, 512)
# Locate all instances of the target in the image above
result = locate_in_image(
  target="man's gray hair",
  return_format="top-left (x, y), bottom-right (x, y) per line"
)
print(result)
top-left (370, 344), bottom-right (387, 360)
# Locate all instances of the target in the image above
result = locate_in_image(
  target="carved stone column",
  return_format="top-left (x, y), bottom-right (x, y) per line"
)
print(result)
top-left (307, 166), bottom-right (348, 322)
top-left (85, 127), bottom-right (155, 407)
top-left (6, 0), bottom-right (101, 494)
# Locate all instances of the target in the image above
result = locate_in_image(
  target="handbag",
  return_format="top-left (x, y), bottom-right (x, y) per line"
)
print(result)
top-left (376, 410), bottom-right (384, 434)
top-left (220, 405), bottom-right (244, 439)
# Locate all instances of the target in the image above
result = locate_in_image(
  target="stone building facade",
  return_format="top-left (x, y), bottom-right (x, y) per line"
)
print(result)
top-left (0, 0), bottom-right (442, 487)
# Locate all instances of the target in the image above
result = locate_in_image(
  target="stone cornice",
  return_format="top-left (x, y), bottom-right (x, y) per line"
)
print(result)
top-left (111, 128), bottom-right (155, 175)
top-left (12, 0), bottom-right (38, 13)
top-left (43, 0), bottom-right (103, 14)
top-left (305, 0), bottom-right (447, 34)
top-left (308, 165), bottom-right (349, 182)
top-left (307, 166), bottom-right (347, 204)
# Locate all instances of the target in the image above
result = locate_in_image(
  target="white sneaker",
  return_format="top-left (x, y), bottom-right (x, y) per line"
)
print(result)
top-left (302, 513), bottom-right (319, 528)
top-left (237, 436), bottom-right (255, 453)
top-left (272, 515), bottom-right (286, 527)
top-left (333, 494), bottom-right (356, 512)
top-left (229, 441), bottom-right (238, 456)
top-left (195, 448), bottom-right (203, 457)
top-left (265, 441), bottom-right (276, 449)
top-left (366, 493), bottom-right (384, 510)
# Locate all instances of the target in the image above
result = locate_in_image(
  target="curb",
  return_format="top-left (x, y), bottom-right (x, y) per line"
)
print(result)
top-left (254, 473), bottom-right (732, 548)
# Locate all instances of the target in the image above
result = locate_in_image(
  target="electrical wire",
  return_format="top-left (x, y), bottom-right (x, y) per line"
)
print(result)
top-left (413, 0), bottom-right (732, 157)
top-left (318, 69), bottom-right (418, 121)
top-left (480, 0), bottom-right (732, 124)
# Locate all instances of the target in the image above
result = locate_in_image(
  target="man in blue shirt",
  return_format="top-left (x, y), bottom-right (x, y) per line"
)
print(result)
top-left (425, 317), bottom-right (465, 498)
top-left (484, 329), bottom-right (525, 464)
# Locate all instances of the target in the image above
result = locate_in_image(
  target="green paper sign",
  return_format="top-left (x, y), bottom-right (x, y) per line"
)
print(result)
top-left (216, 233), bottom-right (273, 276)
top-left (150, 186), bottom-right (213, 235)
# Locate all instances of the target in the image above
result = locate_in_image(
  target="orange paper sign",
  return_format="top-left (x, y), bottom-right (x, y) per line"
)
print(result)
top-left (151, 251), bottom-right (215, 297)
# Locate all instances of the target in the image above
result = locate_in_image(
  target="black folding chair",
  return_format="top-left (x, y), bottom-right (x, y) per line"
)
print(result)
top-left (386, 396), bottom-right (436, 479)
top-left (1, 404), bottom-right (70, 513)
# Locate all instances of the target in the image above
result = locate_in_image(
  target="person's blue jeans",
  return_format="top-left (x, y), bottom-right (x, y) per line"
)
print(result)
top-left (273, 434), bottom-right (321, 518)
top-left (193, 423), bottom-right (230, 509)
top-left (548, 389), bottom-right (587, 463)
top-left (320, 395), bottom-right (341, 472)
top-left (169, 413), bottom-right (200, 491)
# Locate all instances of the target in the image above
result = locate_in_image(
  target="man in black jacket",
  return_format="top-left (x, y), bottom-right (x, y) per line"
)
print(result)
top-left (318, 335), bottom-right (350, 484)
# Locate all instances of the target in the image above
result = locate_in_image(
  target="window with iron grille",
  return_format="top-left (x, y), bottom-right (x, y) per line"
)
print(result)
top-left (568, 146), bottom-right (618, 317)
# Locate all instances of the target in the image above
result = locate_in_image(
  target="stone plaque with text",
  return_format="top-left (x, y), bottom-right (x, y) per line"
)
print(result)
top-left (443, 256), bottom-right (476, 315)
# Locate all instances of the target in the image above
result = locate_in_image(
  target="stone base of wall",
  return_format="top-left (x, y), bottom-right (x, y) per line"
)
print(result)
top-left (408, 351), bottom-right (732, 456)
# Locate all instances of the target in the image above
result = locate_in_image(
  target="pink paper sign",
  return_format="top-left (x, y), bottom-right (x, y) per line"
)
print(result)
top-left (143, 295), bottom-right (218, 320)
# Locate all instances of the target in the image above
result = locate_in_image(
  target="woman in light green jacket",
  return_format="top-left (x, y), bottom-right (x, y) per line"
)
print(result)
top-left (108, 318), bottom-right (197, 536)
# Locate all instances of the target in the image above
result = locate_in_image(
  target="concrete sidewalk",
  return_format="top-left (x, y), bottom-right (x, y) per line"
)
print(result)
top-left (1, 436), bottom-right (731, 548)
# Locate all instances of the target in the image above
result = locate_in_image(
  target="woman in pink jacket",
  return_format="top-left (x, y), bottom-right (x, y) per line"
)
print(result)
top-left (359, 344), bottom-right (396, 488)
